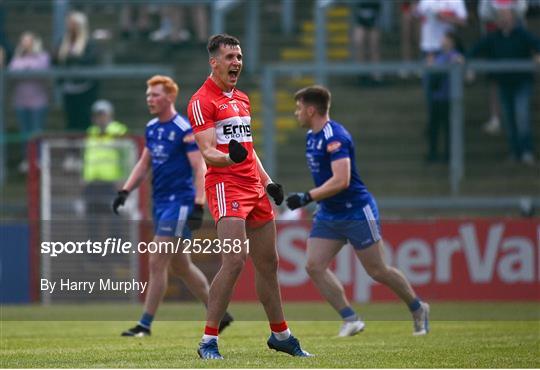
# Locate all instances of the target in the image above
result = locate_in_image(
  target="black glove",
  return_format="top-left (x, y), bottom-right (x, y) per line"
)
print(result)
top-left (187, 204), bottom-right (204, 231)
top-left (286, 192), bottom-right (313, 210)
top-left (266, 183), bottom-right (284, 205)
top-left (228, 139), bottom-right (248, 163)
top-left (112, 190), bottom-right (129, 215)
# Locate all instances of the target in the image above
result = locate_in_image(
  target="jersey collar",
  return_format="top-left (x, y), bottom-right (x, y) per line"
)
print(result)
top-left (312, 120), bottom-right (331, 134)
top-left (157, 112), bottom-right (178, 124)
top-left (205, 76), bottom-right (235, 97)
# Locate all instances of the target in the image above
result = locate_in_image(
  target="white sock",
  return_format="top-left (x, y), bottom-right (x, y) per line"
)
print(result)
top-left (272, 328), bottom-right (291, 341)
top-left (201, 334), bottom-right (218, 343)
top-left (137, 321), bottom-right (150, 329)
top-left (343, 314), bottom-right (358, 323)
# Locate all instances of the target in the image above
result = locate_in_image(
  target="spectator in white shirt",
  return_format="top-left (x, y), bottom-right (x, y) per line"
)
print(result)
top-left (417, 0), bottom-right (467, 56)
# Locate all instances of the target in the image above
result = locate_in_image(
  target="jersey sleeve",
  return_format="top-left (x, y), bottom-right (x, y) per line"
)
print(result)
top-left (182, 128), bottom-right (199, 152)
top-left (188, 97), bottom-right (216, 133)
top-left (326, 134), bottom-right (352, 162)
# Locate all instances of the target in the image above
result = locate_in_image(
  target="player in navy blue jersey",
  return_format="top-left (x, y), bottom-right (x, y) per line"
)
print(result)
top-left (286, 85), bottom-right (429, 337)
top-left (112, 75), bottom-right (233, 337)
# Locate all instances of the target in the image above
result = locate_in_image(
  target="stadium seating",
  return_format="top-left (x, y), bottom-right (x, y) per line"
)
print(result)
top-left (3, 1), bottom-right (539, 217)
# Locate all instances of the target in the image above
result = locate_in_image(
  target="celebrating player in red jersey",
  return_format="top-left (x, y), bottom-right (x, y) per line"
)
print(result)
top-left (187, 34), bottom-right (311, 360)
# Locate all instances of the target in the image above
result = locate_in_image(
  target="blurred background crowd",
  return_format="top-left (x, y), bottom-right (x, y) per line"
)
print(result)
top-left (1, 0), bottom-right (539, 219)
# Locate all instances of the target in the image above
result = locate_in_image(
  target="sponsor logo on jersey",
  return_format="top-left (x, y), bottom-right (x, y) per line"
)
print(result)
top-left (151, 144), bottom-right (168, 164)
top-left (218, 104), bottom-right (228, 111)
top-left (168, 130), bottom-right (176, 141)
top-left (215, 116), bottom-right (253, 144)
top-left (223, 123), bottom-right (251, 139)
top-left (306, 153), bottom-right (320, 173)
top-left (327, 141), bottom-right (342, 153)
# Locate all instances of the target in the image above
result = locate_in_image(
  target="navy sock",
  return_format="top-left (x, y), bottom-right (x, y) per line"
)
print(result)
top-left (338, 306), bottom-right (358, 322)
top-left (408, 298), bottom-right (421, 312)
top-left (139, 312), bottom-right (154, 329)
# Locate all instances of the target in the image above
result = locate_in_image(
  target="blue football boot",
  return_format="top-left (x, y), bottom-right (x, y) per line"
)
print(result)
top-left (267, 333), bottom-right (313, 357)
top-left (197, 339), bottom-right (224, 360)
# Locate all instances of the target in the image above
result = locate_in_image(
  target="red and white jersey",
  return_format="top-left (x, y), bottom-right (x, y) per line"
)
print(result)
top-left (187, 77), bottom-right (261, 190)
top-left (417, 0), bottom-right (467, 53)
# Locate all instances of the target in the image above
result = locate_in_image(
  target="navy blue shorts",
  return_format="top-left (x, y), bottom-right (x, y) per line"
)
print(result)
top-left (153, 201), bottom-right (193, 238)
top-left (310, 200), bottom-right (381, 250)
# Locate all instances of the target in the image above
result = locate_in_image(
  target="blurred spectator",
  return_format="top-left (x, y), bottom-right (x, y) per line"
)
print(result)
top-left (351, 0), bottom-right (382, 83)
top-left (0, 0), bottom-right (13, 67)
top-left (479, 0), bottom-right (528, 30)
top-left (119, 4), bottom-right (150, 40)
top-left (417, 0), bottom-right (467, 57)
top-left (150, 4), bottom-right (208, 44)
top-left (417, 0), bottom-right (467, 153)
top-left (8, 31), bottom-right (51, 173)
top-left (425, 32), bottom-right (463, 163)
top-left (55, 11), bottom-right (99, 132)
top-left (82, 99), bottom-right (128, 217)
top-left (478, 0), bottom-right (529, 135)
top-left (399, 0), bottom-right (420, 77)
top-left (468, 8), bottom-right (540, 165)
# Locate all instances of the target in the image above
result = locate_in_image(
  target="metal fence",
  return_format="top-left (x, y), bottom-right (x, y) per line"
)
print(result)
top-left (3, 0), bottom-right (539, 214)
top-left (261, 60), bottom-right (540, 211)
top-left (0, 65), bottom-right (175, 186)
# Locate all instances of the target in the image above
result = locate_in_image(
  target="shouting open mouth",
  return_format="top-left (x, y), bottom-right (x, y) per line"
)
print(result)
top-left (228, 68), bottom-right (240, 83)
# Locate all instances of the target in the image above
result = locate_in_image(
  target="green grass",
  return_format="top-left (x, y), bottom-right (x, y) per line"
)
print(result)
top-left (2, 302), bottom-right (539, 368)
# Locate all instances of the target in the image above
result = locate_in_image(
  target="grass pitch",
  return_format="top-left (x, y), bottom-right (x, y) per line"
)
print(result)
top-left (1, 302), bottom-right (539, 368)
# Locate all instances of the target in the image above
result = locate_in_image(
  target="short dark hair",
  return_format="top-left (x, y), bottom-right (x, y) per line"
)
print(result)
top-left (444, 31), bottom-right (464, 54)
top-left (294, 85), bottom-right (331, 116)
top-left (207, 34), bottom-right (241, 57)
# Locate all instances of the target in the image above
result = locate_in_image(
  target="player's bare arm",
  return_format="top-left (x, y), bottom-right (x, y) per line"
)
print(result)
top-left (194, 128), bottom-right (235, 167)
top-left (253, 150), bottom-right (271, 186)
top-left (112, 147), bottom-right (151, 214)
top-left (286, 157), bottom-right (350, 210)
top-left (122, 148), bottom-right (152, 192)
top-left (187, 149), bottom-right (207, 205)
top-left (253, 150), bottom-right (284, 205)
top-left (309, 157), bottom-right (351, 201)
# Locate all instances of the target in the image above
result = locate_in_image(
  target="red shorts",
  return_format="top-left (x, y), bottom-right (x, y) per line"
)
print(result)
top-left (206, 181), bottom-right (274, 224)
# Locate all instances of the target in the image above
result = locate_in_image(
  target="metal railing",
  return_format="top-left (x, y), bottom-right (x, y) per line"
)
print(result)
top-left (0, 65), bottom-right (174, 186)
top-left (5, 1), bottom-right (539, 213)
top-left (272, 0), bottom-right (539, 211)
top-left (261, 60), bottom-right (539, 199)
